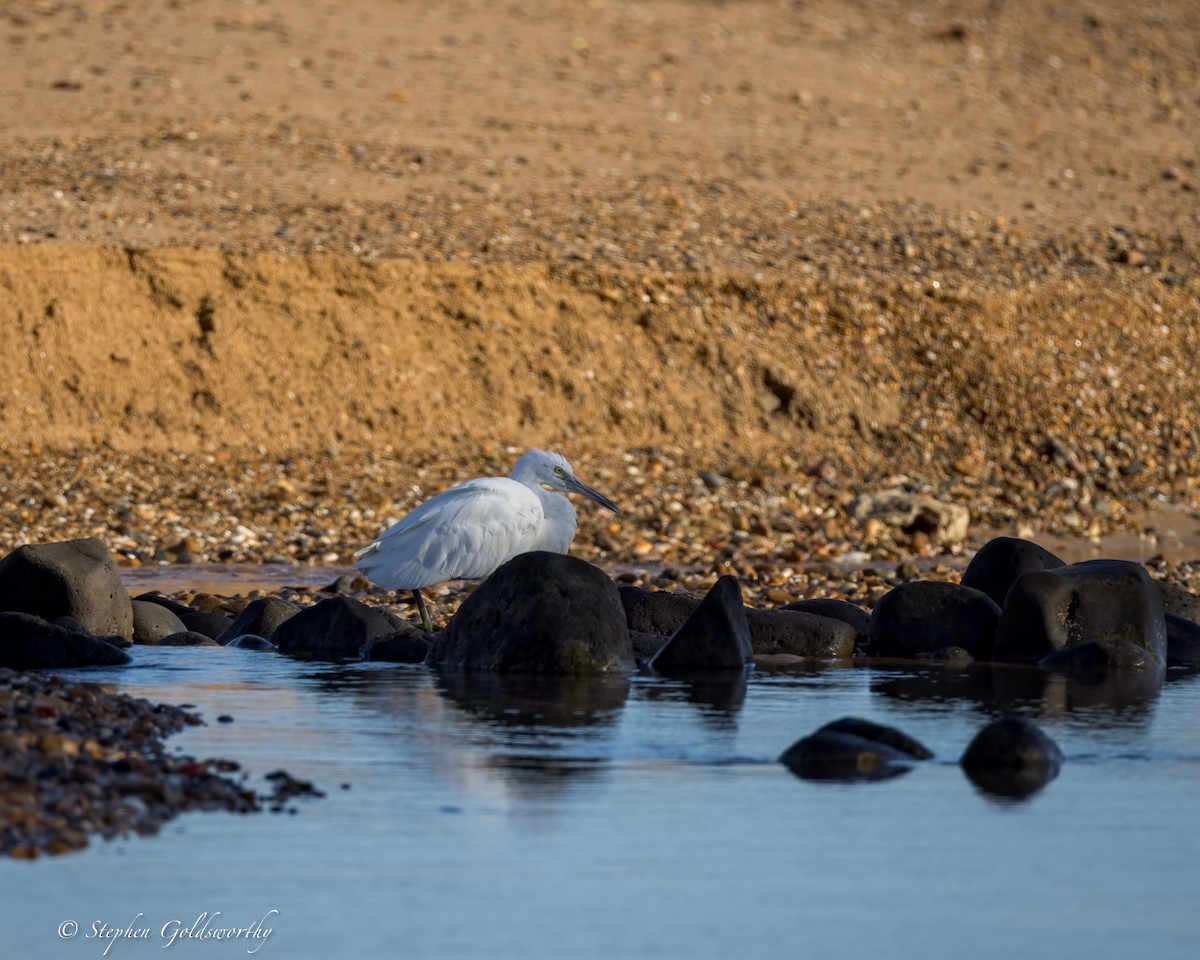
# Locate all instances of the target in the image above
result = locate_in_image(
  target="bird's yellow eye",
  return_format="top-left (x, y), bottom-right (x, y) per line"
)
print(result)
top-left (554, 466), bottom-right (564, 475)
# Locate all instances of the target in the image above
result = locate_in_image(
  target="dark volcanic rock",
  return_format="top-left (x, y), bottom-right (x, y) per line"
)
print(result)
top-left (649, 576), bottom-right (753, 672)
top-left (133, 592), bottom-right (195, 617)
top-left (1154, 579), bottom-right (1200, 623)
top-left (619, 586), bottom-right (698, 635)
top-left (362, 632), bottom-right (432, 663)
top-left (1039, 640), bottom-right (1158, 675)
top-left (179, 610), bottom-right (235, 641)
top-left (622, 584), bottom-right (854, 658)
top-left (994, 559), bottom-right (1167, 669)
top-left (868, 581), bottom-right (1001, 660)
top-left (274, 597), bottom-right (395, 658)
top-left (215, 597), bottom-right (301, 645)
top-left (131, 600), bottom-right (187, 645)
top-left (0, 538), bottom-right (133, 639)
top-left (745, 609), bottom-right (856, 658)
top-left (1166, 613), bottom-right (1200, 669)
top-left (960, 716), bottom-right (1063, 799)
top-left (961, 537), bottom-right (1066, 607)
top-left (0, 611), bottom-right (131, 669)
top-left (429, 552), bottom-right (631, 674)
top-left (158, 631), bottom-right (221, 647)
top-left (780, 716), bottom-right (931, 781)
top-left (780, 598), bottom-right (872, 648)
top-left (225, 634), bottom-right (276, 651)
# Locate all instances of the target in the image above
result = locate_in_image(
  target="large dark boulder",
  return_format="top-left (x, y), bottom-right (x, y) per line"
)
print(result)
top-left (780, 598), bottom-right (872, 649)
top-left (215, 597), bottom-right (301, 645)
top-left (429, 552), bottom-right (631, 674)
top-left (868, 581), bottom-right (1001, 660)
top-left (131, 600), bottom-right (187, 644)
top-left (960, 716), bottom-right (1063, 799)
top-left (649, 576), bottom-right (753, 672)
top-left (0, 538), bottom-right (133, 639)
top-left (0, 611), bottom-right (131, 669)
top-left (274, 597), bottom-right (394, 658)
top-left (780, 717), bottom-right (932, 781)
top-left (994, 559), bottom-right (1167, 669)
top-left (961, 537), bottom-right (1065, 607)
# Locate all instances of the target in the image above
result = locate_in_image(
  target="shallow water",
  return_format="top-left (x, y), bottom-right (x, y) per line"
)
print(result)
top-left (3, 570), bottom-right (1200, 959)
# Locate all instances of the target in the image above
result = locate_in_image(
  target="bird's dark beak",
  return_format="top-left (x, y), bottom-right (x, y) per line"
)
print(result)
top-left (565, 474), bottom-right (622, 515)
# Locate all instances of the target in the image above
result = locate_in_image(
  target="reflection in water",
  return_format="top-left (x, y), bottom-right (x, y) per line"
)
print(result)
top-left (870, 661), bottom-right (1163, 728)
top-left (639, 669), bottom-right (749, 728)
top-left (431, 670), bottom-right (631, 728)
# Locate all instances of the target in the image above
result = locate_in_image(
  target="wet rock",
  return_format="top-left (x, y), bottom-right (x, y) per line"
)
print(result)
top-left (619, 586), bottom-right (698, 635)
top-left (179, 610), bottom-right (235, 641)
top-left (960, 716), bottom-right (1063, 799)
top-left (361, 632), bottom-right (432, 663)
top-left (1153, 579), bottom-right (1200, 623)
top-left (225, 634), bottom-right (276, 651)
top-left (133, 592), bottom-right (195, 617)
top-left (1040, 640), bottom-right (1159, 675)
top-left (429, 552), bottom-right (631, 674)
top-left (846, 490), bottom-right (969, 545)
top-left (960, 537), bottom-right (1066, 607)
top-left (745, 609), bottom-right (856, 658)
top-left (630, 629), bottom-right (664, 660)
top-left (914, 645), bottom-right (975, 666)
top-left (780, 716), bottom-right (931, 781)
top-left (0, 537), bottom-right (133, 639)
top-left (131, 600), bottom-right (187, 645)
top-left (994, 560), bottom-right (1167, 669)
top-left (649, 576), bottom-right (753, 672)
top-left (0, 611), bottom-right (131, 668)
top-left (274, 597), bottom-right (394, 658)
top-left (868, 581), bottom-right (1001, 659)
top-left (1165, 613), bottom-right (1200, 669)
top-left (780, 598), bottom-right (871, 648)
top-left (158, 631), bottom-right (221, 647)
top-left (623, 585), bottom-right (852, 658)
top-left (215, 597), bottom-right (301, 645)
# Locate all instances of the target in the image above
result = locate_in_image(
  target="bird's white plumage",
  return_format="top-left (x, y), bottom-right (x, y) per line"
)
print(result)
top-left (353, 449), bottom-right (619, 592)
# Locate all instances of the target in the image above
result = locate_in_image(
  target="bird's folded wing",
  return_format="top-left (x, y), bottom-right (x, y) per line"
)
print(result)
top-left (353, 478), bottom-right (544, 588)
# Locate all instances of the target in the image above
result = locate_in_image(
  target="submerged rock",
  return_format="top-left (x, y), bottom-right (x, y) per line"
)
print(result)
top-left (0, 538), bottom-right (133, 640)
top-left (960, 717), bottom-right (1063, 799)
top-left (429, 552), bottom-right (631, 674)
top-left (225, 634), bottom-right (276, 651)
top-left (361, 632), bottom-right (432, 663)
top-left (780, 717), bottom-right (932, 781)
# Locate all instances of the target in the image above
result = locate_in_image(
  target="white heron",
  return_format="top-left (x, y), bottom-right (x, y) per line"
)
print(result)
top-left (353, 449), bottom-right (621, 631)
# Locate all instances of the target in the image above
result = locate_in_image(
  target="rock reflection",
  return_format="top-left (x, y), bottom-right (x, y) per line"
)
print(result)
top-left (432, 670), bottom-right (631, 729)
top-left (638, 669), bottom-right (749, 729)
top-left (870, 661), bottom-right (1162, 725)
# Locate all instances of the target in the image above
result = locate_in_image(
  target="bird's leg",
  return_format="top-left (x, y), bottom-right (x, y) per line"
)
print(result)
top-left (412, 589), bottom-right (435, 633)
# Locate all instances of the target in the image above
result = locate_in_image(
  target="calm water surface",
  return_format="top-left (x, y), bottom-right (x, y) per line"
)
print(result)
top-left (2, 568), bottom-right (1199, 959)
